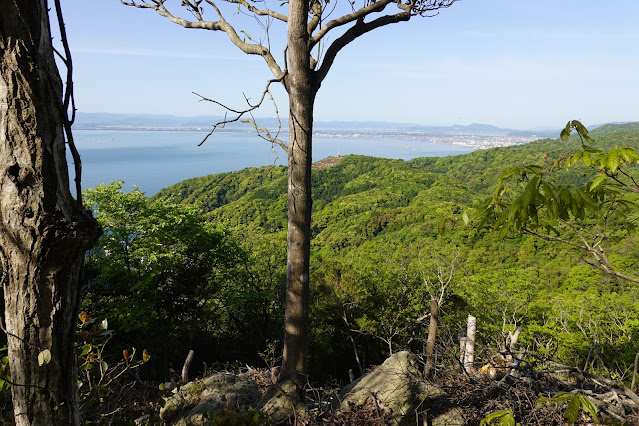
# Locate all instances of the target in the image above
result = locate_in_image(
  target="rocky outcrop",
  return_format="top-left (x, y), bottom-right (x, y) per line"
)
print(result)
top-left (336, 351), bottom-right (465, 426)
top-left (256, 379), bottom-right (308, 424)
top-left (159, 372), bottom-right (261, 425)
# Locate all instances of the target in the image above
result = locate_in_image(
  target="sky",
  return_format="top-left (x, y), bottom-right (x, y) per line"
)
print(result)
top-left (55, 0), bottom-right (639, 130)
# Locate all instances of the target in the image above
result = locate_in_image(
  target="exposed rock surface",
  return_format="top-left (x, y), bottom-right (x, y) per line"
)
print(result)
top-left (335, 351), bottom-right (466, 426)
top-left (159, 372), bottom-right (260, 425)
top-left (256, 379), bottom-right (309, 424)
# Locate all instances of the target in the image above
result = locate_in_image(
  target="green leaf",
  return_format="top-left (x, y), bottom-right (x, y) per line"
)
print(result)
top-left (577, 395), bottom-right (599, 424)
top-left (560, 122), bottom-right (572, 141)
top-left (566, 151), bottom-right (582, 168)
top-left (480, 410), bottom-right (516, 426)
top-left (590, 174), bottom-right (606, 191)
top-left (535, 396), bottom-right (549, 409)
top-left (79, 344), bottom-right (92, 357)
top-left (37, 349), bottom-right (51, 366)
top-left (564, 395), bottom-right (580, 424)
top-left (462, 212), bottom-right (469, 225)
top-left (499, 166), bottom-right (520, 183)
top-left (575, 121), bottom-right (588, 136)
top-left (97, 385), bottom-right (105, 399)
top-left (606, 150), bottom-right (621, 172)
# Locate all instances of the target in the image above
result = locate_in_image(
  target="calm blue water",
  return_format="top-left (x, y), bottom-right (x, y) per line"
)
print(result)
top-left (71, 130), bottom-right (473, 195)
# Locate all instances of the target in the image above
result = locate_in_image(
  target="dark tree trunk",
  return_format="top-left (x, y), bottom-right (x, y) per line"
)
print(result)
top-left (0, 1), bottom-right (100, 424)
top-left (278, 0), bottom-right (316, 386)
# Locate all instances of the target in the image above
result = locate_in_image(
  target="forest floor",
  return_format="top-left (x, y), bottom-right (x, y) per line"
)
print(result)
top-left (95, 359), bottom-right (639, 425)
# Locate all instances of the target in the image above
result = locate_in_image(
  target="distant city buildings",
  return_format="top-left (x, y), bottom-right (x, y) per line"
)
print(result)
top-left (312, 131), bottom-right (539, 149)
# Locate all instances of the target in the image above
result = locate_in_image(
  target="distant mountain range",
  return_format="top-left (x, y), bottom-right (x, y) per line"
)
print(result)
top-left (73, 112), bottom-right (564, 138)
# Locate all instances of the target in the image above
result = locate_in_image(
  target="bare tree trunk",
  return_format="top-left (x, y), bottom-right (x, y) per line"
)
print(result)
top-left (424, 299), bottom-right (439, 375)
top-left (0, 1), bottom-right (99, 424)
top-left (181, 350), bottom-right (195, 383)
top-left (342, 309), bottom-right (364, 376)
top-left (464, 315), bottom-right (476, 373)
top-left (278, 0), bottom-right (315, 387)
top-left (506, 326), bottom-right (523, 363)
top-left (458, 337), bottom-right (467, 368)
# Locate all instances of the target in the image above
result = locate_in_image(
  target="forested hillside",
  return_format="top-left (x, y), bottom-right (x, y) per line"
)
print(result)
top-left (149, 122), bottom-right (639, 381)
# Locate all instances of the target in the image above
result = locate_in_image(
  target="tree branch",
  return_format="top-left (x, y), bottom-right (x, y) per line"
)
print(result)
top-left (315, 9), bottom-right (411, 86)
top-left (53, 0), bottom-right (84, 202)
top-left (523, 226), bottom-right (639, 284)
top-left (194, 77), bottom-right (287, 150)
top-left (309, 0), bottom-right (394, 47)
top-left (120, 0), bottom-right (285, 79)
top-left (225, 0), bottom-right (287, 22)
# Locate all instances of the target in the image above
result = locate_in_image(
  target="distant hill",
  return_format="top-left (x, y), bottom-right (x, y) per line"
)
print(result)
top-left (590, 121), bottom-right (639, 136)
top-left (74, 112), bottom-right (556, 135)
top-left (154, 124), bottom-right (639, 242)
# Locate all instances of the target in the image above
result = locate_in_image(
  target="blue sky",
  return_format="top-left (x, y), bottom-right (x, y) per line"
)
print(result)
top-left (56, 0), bottom-right (639, 130)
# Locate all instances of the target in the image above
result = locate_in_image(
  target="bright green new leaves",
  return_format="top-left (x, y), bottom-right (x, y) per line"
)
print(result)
top-left (474, 121), bottom-right (639, 283)
top-left (536, 392), bottom-right (599, 424)
top-left (480, 410), bottom-right (519, 426)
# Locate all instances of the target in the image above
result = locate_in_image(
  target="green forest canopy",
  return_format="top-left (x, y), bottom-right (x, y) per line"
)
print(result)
top-left (84, 122), bottom-right (639, 382)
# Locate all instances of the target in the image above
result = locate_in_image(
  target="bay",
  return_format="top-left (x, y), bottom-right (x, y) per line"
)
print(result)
top-left (71, 129), bottom-right (473, 195)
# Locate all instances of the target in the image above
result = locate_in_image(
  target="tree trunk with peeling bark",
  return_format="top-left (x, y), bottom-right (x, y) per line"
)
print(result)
top-left (0, 1), bottom-right (100, 424)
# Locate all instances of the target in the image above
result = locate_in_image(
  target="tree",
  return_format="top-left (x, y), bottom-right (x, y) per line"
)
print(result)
top-left (474, 120), bottom-right (639, 284)
top-left (83, 182), bottom-right (249, 379)
top-left (121, 0), bottom-right (459, 386)
top-left (0, 1), bottom-right (100, 424)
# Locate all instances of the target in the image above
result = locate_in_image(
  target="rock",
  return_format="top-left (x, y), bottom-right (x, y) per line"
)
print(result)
top-left (159, 372), bottom-right (261, 425)
top-left (256, 379), bottom-right (308, 424)
top-left (432, 407), bottom-right (466, 426)
top-left (336, 351), bottom-right (466, 426)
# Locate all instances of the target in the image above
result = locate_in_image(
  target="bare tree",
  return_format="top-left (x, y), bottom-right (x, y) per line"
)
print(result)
top-left (0, 0), bottom-right (100, 424)
top-left (121, 0), bottom-right (459, 386)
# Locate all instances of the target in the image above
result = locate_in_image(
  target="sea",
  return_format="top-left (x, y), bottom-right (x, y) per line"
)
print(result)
top-left (71, 129), bottom-right (474, 195)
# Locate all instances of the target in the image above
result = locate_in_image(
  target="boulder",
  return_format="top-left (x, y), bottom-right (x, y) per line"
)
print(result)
top-left (256, 379), bottom-right (308, 424)
top-left (336, 351), bottom-right (465, 426)
top-left (159, 372), bottom-right (261, 425)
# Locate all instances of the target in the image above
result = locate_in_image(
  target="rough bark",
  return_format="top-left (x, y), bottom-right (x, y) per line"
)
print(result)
top-left (0, 1), bottom-right (100, 424)
top-left (278, 0), bottom-right (315, 387)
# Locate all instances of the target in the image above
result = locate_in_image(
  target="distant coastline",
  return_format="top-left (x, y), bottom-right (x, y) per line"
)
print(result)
top-left (73, 112), bottom-right (560, 150)
top-left (74, 125), bottom-right (542, 150)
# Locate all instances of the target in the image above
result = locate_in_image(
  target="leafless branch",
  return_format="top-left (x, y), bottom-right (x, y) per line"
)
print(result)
top-left (53, 0), bottom-right (83, 202)
top-left (316, 8), bottom-right (411, 85)
top-left (120, 0), bottom-right (285, 79)
top-left (195, 77), bottom-right (287, 150)
top-left (522, 225), bottom-right (639, 284)
top-left (224, 0), bottom-right (287, 22)
top-left (310, 0), bottom-right (394, 47)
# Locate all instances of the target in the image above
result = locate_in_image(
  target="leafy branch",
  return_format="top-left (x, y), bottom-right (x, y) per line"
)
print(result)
top-left (473, 120), bottom-right (639, 283)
